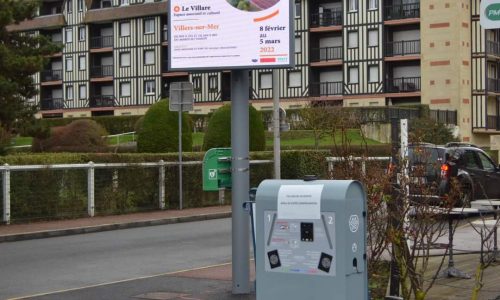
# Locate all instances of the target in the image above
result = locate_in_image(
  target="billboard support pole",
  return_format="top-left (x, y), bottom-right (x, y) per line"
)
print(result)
top-left (273, 69), bottom-right (281, 179)
top-left (231, 69), bottom-right (251, 294)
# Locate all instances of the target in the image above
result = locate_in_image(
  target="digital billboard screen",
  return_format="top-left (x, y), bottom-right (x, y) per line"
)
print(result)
top-left (168, 0), bottom-right (294, 70)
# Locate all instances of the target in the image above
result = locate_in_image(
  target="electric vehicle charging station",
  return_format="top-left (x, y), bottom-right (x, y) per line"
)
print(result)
top-left (255, 179), bottom-right (368, 300)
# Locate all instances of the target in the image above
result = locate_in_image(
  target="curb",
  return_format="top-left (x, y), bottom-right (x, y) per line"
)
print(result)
top-left (0, 212), bottom-right (232, 243)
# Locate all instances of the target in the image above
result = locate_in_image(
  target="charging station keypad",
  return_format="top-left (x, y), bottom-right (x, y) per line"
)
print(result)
top-left (264, 210), bottom-right (336, 277)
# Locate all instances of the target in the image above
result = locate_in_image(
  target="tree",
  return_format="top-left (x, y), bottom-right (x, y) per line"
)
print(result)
top-left (298, 104), bottom-right (333, 149)
top-left (137, 99), bottom-right (192, 153)
top-left (410, 117), bottom-right (458, 145)
top-left (202, 104), bottom-right (266, 151)
top-left (0, 0), bottom-right (61, 131)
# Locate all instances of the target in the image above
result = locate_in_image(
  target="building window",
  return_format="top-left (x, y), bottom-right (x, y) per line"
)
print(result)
top-left (260, 73), bottom-right (272, 89)
top-left (78, 0), bottom-right (83, 11)
top-left (348, 67), bottom-right (359, 84)
top-left (368, 0), bottom-right (378, 10)
top-left (369, 65), bottom-right (379, 83)
top-left (288, 71), bottom-right (301, 88)
top-left (120, 82), bottom-right (131, 97)
top-left (78, 55), bottom-right (85, 70)
top-left (120, 0), bottom-right (129, 6)
top-left (144, 19), bottom-right (155, 34)
top-left (78, 26), bottom-right (85, 41)
top-left (79, 85), bottom-right (86, 99)
top-left (295, 37), bottom-right (301, 53)
top-left (349, 0), bottom-right (358, 12)
top-left (208, 75), bottom-right (218, 92)
top-left (144, 50), bottom-right (155, 65)
top-left (193, 77), bottom-right (201, 92)
top-left (65, 28), bottom-right (73, 43)
top-left (295, 2), bottom-right (301, 18)
top-left (66, 57), bottom-right (73, 72)
top-left (67, 0), bottom-right (72, 13)
top-left (144, 80), bottom-right (156, 95)
top-left (368, 29), bottom-right (378, 47)
top-left (348, 31), bottom-right (358, 48)
top-left (120, 22), bottom-right (130, 37)
top-left (120, 52), bottom-right (131, 67)
top-left (100, 0), bottom-right (111, 8)
top-left (66, 86), bottom-right (74, 100)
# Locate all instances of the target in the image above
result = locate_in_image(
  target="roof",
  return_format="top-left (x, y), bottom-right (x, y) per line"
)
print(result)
top-left (84, 1), bottom-right (167, 23)
top-left (6, 14), bottom-right (66, 31)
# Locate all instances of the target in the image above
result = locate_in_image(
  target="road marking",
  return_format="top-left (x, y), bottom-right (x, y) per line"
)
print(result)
top-left (7, 262), bottom-right (233, 300)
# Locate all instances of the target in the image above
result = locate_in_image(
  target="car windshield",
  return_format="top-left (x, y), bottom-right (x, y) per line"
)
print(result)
top-left (409, 147), bottom-right (444, 165)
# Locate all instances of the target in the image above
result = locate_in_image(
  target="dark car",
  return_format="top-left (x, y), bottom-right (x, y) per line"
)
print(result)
top-left (439, 143), bottom-right (500, 206)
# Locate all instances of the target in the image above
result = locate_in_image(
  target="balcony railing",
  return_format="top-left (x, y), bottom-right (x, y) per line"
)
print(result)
top-left (385, 2), bottom-right (420, 20)
top-left (309, 82), bottom-right (343, 96)
top-left (310, 10), bottom-right (342, 27)
top-left (487, 78), bottom-right (500, 93)
top-left (487, 115), bottom-right (500, 130)
top-left (385, 40), bottom-right (420, 57)
top-left (487, 40), bottom-right (500, 57)
top-left (89, 95), bottom-right (115, 108)
top-left (310, 46), bottom-right (342, 62)
top-left (40, 98), bottom-right (64, 110)
top-left (430, 110), bottom-right (458, 125)
top-left (386, 77), bottom-right (421, 93)
top-left (90, 65), bottom-right (113, 78)
top-left (90, 35), bottom-right (113, 49)
top-left (41, 69), bottom-right (63, 82)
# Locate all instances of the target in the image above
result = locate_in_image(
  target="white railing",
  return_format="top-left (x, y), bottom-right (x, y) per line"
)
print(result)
top-left (1, 159), bottom-right (272, 224)
top-left (326, 156), bottom-right (391, 176)
top-left (105, 131), bottom-right (136, 145)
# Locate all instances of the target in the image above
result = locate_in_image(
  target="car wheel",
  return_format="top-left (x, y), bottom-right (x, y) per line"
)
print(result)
top-left (458, 180), bottom-right (473, 208)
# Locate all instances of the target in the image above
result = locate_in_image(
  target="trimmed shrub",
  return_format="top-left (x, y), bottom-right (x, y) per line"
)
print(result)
top-left (37, 115), bottom-right (142, 135)
top-left (203, 104), bottom-right (266, 151)
top-left (32, 119), bottom-right (108, 152)
top-left (409, 117), bottom-right (458, 145)
top-left (137, 99), bottom-right (192, 153)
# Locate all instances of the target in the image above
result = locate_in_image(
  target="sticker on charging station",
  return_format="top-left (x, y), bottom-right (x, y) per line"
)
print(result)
top-left (277, 185), bottom-right (323, 220)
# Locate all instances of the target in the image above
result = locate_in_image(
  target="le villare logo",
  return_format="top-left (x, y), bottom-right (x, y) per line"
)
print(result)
top-left (173, 5), bottom-right (211, 13)
top-left (173, 5), bottom-right (181, 12)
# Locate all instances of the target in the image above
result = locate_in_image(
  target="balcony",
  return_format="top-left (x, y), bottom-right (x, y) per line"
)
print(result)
top-left (385, 40), bottom-right (420, 57)
top-left (89, 95), bottom-right (115, 108)
top-left (40, 98), bottom-right (64, 110)
top-left (487, 115), bottom-right (500, 130)
top-left (386, 77), bottom-right (421, 93)
top-left (487, 40), bottom-right (500, 58)
top-left (90, 36), bottom-right (113, 49)
top-left (41, 69), bottom-right (63, 82)
top-left (385, 2), bottom-right (420, 21)
top-left (310, 10), bottom-right (342, 28)
top-left (309, 82), bottom-right (343, 97)
top-left (310, 46), bottom-right (342, 62)
top-left (487, 78), bottom-right (500, 93)
top-left (90, 65), bottom-right (113, 78)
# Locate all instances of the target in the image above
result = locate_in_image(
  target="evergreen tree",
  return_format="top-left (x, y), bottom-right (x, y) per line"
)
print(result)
top-left (0, 0), bottom-right (61, 131)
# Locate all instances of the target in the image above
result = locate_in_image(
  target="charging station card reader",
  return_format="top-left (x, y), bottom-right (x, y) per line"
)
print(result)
top-left (255, 180), bottom-right (368, 300)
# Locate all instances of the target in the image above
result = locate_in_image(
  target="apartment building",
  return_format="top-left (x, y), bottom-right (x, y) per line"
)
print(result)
top-left (6, 0), bottom-right (500, 145)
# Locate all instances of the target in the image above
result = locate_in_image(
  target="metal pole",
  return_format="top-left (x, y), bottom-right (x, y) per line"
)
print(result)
top-left (389, 118), bottom-right (400, 297)
top-left (159, 160), bottom-right (166, 210)
top-left (273, 69), bottom-right (281, 179)
top-left (179, 105), bottom-right (183, 210)
top-left (219, 187), bottom-right (225, 206)
top-left (231, 69), bottom-right (250, 294)
top-left (2, 164), bottom-right (11, 225)
top-left (87, 161), bottom-right (95, 217)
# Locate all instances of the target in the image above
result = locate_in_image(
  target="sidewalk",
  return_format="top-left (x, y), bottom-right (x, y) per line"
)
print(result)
top-left (0, 205), bottom-right (232, 243)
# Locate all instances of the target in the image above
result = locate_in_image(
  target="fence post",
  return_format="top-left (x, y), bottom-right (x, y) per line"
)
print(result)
top-left (87, 161), bottom-right (95, 217)
top-left (159, 160), bottom-right (166, 210)
top-left (2, 164), bottom-right (11, 225)
top-left (362, 160), bottom-right (366, 177)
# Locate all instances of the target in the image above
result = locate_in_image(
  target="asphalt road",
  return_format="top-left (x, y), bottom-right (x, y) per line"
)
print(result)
top-left (0, 218), bottom-right (232, 300)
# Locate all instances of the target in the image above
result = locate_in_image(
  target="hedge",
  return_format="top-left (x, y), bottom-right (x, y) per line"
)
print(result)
top-left (0, 151), bottom-right (330, 222)
top-left (36, 115), bottom-right (142, 135)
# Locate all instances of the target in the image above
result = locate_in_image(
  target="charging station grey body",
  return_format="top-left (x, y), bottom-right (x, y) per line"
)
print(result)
top-left (255, 180), bottom-right (368, 300)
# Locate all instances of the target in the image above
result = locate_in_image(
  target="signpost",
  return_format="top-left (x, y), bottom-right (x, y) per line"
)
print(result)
top-left (168, 0), bottom-right (294, 294)
top-left (169, 82), bottom-right (194, 210)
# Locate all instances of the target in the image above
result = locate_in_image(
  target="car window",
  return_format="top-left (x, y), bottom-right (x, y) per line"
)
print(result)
top-left (409, 148), bottom-right (440, 165)
top-left (478, 152), bottom-right (496, 171)
top-left (464, 151), bottom-right (481, 169)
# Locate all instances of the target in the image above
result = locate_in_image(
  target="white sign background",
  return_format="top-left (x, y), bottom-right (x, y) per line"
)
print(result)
top-left (168, 0), bottom-right (294, 70)
top-left (481, 0), bottom-right (500, 29)
top-left (277, 185), bottom-right (323, 220)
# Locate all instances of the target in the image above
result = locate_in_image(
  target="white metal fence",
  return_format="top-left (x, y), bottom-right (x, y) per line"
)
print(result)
top-left (1, 160), bottom-right (272, 225)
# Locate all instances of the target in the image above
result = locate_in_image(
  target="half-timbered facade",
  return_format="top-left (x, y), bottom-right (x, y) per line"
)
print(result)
top-left (7, 0), bottom-right (500, 145)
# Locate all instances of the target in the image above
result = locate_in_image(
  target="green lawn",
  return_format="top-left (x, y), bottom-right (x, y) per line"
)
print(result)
top-left (10, 136), bottom-right (33, 147)
top-left (107, 133), bottom-right (136, 145)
